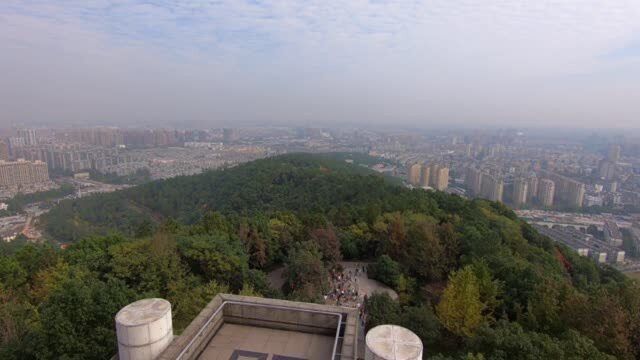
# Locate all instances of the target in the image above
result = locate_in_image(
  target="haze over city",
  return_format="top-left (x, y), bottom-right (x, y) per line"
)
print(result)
top-left (2, 0), bottom-right (640, 128)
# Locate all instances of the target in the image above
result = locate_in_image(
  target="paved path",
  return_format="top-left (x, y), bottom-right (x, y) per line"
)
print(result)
top-left (339, 261), bottom-right (398, 300)
top-left (267, 266), bottom-right (286, 290)
top-left (267, 261), bottom-right (399, 301)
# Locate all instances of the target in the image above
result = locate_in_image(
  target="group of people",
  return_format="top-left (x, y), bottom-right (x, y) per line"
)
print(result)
top-left (323, 263), bottom-right (374, 332)
top-left (324, 264), bottom-right (367, 308)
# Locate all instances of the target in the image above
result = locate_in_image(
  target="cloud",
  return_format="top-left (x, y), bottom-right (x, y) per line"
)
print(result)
top-left (1, 0), bottom-right (640, 128)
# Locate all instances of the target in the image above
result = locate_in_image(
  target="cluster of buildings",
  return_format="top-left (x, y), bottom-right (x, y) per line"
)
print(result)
top-left (0, 159), bottom-right (51, 189)
top-left (0, 127), bottom-right (278, 183)
top-left (407, 162), bottom-right (450, 191)
top-left (464, 167), bottom-right (504, 202)
top-left (517, 209), bottom-right (638, 267)
top-left (1, 126), bottom-right (639, 214)
top-left (15, 144), bottom-right (135, 173)
top-left (372, 127), bottom-right (640, 213)
top-left (462, 167), bottom-right (586, 209)
top-left (536, 170), bottom-right (586, 208)
top-left (0, 126), bottom-right (369, 200)
top-left (0, 215), bottom-right (27, 241)
top-left (52, 127), bottom-right (185, 148)
top-left (13, 144), bottom-right (137, 173)
top-left (535, 224), bottom-right (626, 264)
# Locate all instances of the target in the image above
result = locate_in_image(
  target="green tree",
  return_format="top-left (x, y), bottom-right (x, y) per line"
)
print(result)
top-left (168, 280), bottom-right (229, 331)
top-left (437, 266), bottom-right (487, 337)
top-left (365, 293), bottom-right (400, 330)
top-left (238, 221), bottom-right (268, 268)
top-left (309, 226), bottom-right (342, 264)
top-left (408, 217), bottom-right (453, 281)
top-left (469, 260), bottom-right (501, 319)
top-left (398, 305), bottom-right (441, 347)
top-left (284, 241), bottom-right (328, 302)
top-left (0, 257), bottom-right (27, 290)
top-left (177, 232), bottom-right (248, 291)
top-left (33, 272), bottom-right (134, 359)
top-left (467, 321), bottom-right (614, 360)
top-left (561, 289), bottom-right (634, 359)
top-left (0, 292), bottom-right (37, 356)
top-left (368, 255), bottom-right (401, 288)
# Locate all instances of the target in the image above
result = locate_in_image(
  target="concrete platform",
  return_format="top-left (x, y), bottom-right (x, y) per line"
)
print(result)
top-left (158, 294), bottom-right (359, 360)
top-left (198, 324), bottom-right (334, 360)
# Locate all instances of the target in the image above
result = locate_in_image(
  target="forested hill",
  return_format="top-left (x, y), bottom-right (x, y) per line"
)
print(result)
top-left (2, 153), bottom-right (638, 359)
top-left (41, 153), bottom-right (426, 242)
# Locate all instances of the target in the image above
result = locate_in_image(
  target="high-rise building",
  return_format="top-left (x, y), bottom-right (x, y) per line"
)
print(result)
top-left (434, 167), bottom-right (450, 191)
top-left (465, 167), bottom-right (483, 197)
top-left (13, 144), bottom-right (133, 173)
top-left (18, 129), bottom-right (37, 146)
top-left (8, 137), bottom-right (26, 150)
top-left (408, 163), bottom-right (422, 185)
top-left (480, 173), bottom-right (503, 202)
top-left (0, 140), bottom-right (9, 161)
top-left (537, 169), bottom-right (585, 208)
top-left (607, 144), bottom-right (621, 162)
top-left (598, 160), bottom-right (616, 180)
top-left (527, 176), bottom-right (539, 202)
top-left (566, 181), bottom-right (585, 208)
top-left (512, 178), bottom-right (528, 208)
top-left (0, 160), bottom-right (49, 188)
top-left (223, 128), bottom-right (239, 143)
top-left (420, 164), bottom-right (431, 187)
top-left (429, 164), bottom-right (440, 187)
top-left (465, 144), bottom-right (473, 157)
top-left (539, 179), bottom-right (555, 207)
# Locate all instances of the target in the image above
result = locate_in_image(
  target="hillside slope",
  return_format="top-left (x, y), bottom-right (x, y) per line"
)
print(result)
top-left (42, 153), bottom-right (433, 242)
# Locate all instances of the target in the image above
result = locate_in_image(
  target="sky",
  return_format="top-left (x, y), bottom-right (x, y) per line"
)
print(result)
top-left (1, 1), bottom-right (640, 129)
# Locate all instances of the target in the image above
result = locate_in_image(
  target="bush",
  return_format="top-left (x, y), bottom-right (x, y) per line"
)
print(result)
top-left (368, 255), bottom-right (401, 288)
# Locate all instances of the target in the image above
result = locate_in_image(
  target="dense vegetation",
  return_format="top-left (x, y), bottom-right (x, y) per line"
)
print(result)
top-left (88, 168), bottom-right (152, 186)
top-left (2, 154), bottom-right (639, 359)
top-left (41, 154), bottom-right (408, 242)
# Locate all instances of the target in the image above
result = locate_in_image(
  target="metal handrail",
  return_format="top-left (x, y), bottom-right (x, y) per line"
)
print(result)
top-left (176, 300), bottom-right (343, 360)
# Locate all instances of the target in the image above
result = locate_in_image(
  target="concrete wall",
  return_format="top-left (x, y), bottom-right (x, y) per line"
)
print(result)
top-left (222, 302), bottom-right (340, 335)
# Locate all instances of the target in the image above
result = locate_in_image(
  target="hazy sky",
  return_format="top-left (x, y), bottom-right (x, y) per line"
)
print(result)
top-left (1, 1), bottom-right (640, 128)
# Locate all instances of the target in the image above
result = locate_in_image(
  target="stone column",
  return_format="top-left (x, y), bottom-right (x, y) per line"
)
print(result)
top-left (365, 324), bottom-right (423, 360)
top-left (115, 298), bottom-right (173, 360)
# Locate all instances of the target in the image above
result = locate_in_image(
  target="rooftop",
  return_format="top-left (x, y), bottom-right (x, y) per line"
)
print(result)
top-left (199, 323), bottom-right (334, 360)
top-left (158, 294), bottom-right (359, 360)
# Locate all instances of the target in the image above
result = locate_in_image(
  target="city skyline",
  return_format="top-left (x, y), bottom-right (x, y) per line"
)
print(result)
top-left (2, 1), bottom-right (640, 128)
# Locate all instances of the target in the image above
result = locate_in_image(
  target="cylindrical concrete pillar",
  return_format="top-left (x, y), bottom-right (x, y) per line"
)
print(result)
top-left (116, 298), bottom-right (173, 360)
top-left (365, 325), bottom-right (423, 360)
